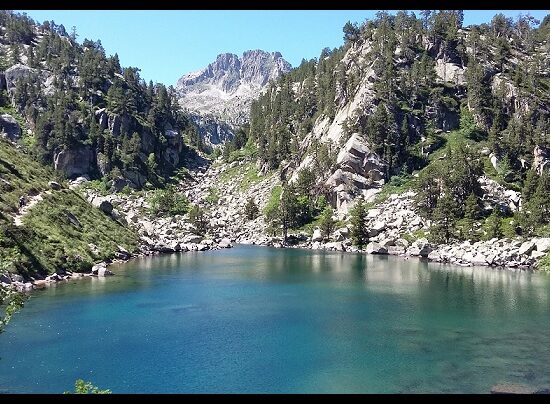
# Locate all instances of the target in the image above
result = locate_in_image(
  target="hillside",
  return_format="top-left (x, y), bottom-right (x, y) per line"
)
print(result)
top-left (0, 10), bottom-right (204, 190)
top-left (0, 136), bottom-right (138, 282)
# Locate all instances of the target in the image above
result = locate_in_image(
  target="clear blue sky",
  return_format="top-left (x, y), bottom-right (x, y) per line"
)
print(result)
top-left (17, 10), bottom-right (550, 86)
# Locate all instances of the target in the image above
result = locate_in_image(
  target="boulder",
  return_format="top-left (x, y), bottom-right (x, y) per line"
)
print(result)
top-left (332, 230), bottom-right (345, 241)
top-left (534, 238), bottom-right (550, 253)
top-left (518, 241), bottom-right (536, 256)
top-left (427, 251), bottom-right (441, 261)
top-left (325, 241), bottom-right (344, 251)
top-left (0, 114), bottom-right (22, 142)
top-left (197, 243), bottom-right (209, 251)
top-left (98, 266), bottom-right (114, 277)
top-left (218, 238), bottom-right (232, 248)
top-left (368, 221), bottom-right (385, 237)
top-left (183, 234), bottom-right (203, 244)
top-left (531, 250), bottom-right (546, 259)
top-left (54, 146), bottom-right (93, 178)
top-left (92, 263), bottom-right (106, 275)
top-left (48, 181), bottom-right (62, 190)
top-left (387, 246), bottom-right (405, 255)
top-left (311, 228), bottom-right (324, 242)
top-left (91, 197), bottom-right (113, 214)
top-left (115, 245), bottom-right (131, 260)
top-left (408, 238), bottom-right (433, 257)
top-left (33, 280), bottom-right (48, 289)
top-left (470, 253), bottom-right (489, 266)
top-left (336, 227), bottom-right (349, 237)
top-left (366, 242), bottom-right (388, 254)
top-left (395, 238), bottom-right (410, 248)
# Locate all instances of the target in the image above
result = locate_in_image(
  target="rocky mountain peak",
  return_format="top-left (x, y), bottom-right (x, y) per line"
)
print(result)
top-left (175, 50), bottom-right (291, 146)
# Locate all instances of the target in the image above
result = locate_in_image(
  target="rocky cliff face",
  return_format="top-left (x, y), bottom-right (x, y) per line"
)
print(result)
top-left (175, 50), bottom-right (291, 145)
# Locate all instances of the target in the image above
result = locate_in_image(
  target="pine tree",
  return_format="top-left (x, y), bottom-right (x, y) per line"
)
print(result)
top-left (350, 197), bottom-right (368, 249)
top-left (244, 197), bottom-right (259, 221)
top-left (485, 210), bottom-right (503, 240)
top-left (189, 204), bottom-right (208, 236)
top-left (430, 194), bottom-right (460, 244)
top-left (319, 206), bottom-right (336, 240)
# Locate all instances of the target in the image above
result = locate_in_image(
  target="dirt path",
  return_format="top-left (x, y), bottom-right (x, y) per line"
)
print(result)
top-left (13, 190), bottom-right (51, 226)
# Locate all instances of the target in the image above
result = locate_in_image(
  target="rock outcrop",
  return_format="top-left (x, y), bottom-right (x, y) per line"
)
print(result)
top-left (325, 133), bottom-right (388, 212)
top-left (533, 145), bottom-right (550, 175)
top-left (54, 146), bottom-right (93, 178)
top-left (0, 114), bottom-right (22, 142)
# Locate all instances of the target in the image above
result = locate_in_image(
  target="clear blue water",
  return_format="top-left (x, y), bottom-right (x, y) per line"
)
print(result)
top-left (1, 245), bottom-right (550, 393)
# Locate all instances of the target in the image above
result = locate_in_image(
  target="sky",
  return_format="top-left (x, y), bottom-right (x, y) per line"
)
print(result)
top-left (16, 10), bottom-right (550, 86)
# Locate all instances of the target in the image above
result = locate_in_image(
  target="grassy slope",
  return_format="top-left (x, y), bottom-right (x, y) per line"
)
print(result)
top-left (0, 138), bottom-right (138, 278)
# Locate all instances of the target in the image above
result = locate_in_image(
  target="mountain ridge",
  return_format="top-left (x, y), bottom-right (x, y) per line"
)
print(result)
top-left (175, 49), bottom-right (291, 146)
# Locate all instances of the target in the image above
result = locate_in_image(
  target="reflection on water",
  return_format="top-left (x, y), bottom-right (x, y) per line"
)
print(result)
top-left (1, 245), bottom-right (550, 393)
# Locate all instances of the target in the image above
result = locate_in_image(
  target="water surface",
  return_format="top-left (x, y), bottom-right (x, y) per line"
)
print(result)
top-left (1, 245), bottom-right (549, 393)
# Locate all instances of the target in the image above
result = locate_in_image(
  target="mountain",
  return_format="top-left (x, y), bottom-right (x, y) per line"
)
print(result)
top-left (175, 50), bottom-right (291, 147)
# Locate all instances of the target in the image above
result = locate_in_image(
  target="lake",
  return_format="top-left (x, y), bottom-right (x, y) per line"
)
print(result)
top-left (1, 245), bottom-right (550, 393)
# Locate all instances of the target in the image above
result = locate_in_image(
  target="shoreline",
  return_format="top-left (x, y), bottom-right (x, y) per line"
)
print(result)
top-left (3, 232), bottom-right (548, 295)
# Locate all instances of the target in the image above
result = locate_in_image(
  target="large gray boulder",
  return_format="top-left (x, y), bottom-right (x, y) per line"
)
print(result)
top-left (183, 234), bottom-right (203, 244)
top-left (4, 64), bottom-right (47, 94)
top-left (366, 242), bottom-right (388, 254)
top-left (54, 146), bottom-right (93, 178)
top-left (91, 196), bottom-right (113, 214)
top-left (408, 238), bottom-right (433, 257)
top-left (0, 114), bottom-right (22, 142)
top-left (325, 133), bottom-right (388, 212)
top-left (311, 228), bottom-right (323, 242)
top-left (122, 169), bottom-right (147, 189)
top-left (518, 240), bottom-right (536, 256)
top-left (534, 238), bottom-right (550, 253)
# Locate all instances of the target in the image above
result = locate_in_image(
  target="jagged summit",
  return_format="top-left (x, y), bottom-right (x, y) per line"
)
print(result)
top-left (175, 50), bottom-right (292, 144)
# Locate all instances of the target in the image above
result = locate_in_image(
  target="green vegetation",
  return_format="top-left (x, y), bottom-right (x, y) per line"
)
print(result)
top-left (0, 138), bottom-right (137, 278)
top-left (148, 185), bottom-right (189, 216)
top-left (318, 206), bottom-right (336, 240)
top-left (188, 204), bottom-right (208, 236)
top-left (264, 169), bottom-right (328, 240)
top-left (0, 286), bottom-right (26, 333)
top-left (0, 10), bottom-right (196, 186)
top-left (218, 160), bottom-right (264, 192)
top-left (244, 197), bottom-right (259, 221)
top-left (350, 198), bottom-right (368, 249)
top-left (65, 380), bottom-right (111, 394)
top-left (205, 187), bottom-right (220, 205)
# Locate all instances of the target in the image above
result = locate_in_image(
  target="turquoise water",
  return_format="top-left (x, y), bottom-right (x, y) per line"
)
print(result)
top-left (1, 245), bottom-right (550, 393)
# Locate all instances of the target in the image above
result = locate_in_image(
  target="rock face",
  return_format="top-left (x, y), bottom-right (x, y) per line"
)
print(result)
top-left (188, 113), bottom-right (234, 148)
top-left (0, 114), bottom-right (22, 142)
top-left (176, 50), bottom-right (291, 145)
top-left (434, 59), bottom-right (466, 86)
top-left (54, 146), bottom-right (93, 178)
top-left (325, 133), bottom-right (388, 212)
top-left (533, 145), bottom-right (550, 175)
top-left (4, 64), bottom-right (49, 95)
